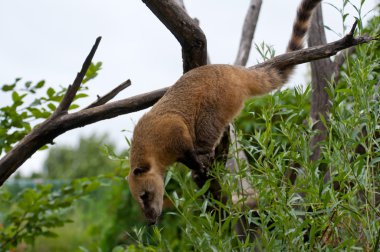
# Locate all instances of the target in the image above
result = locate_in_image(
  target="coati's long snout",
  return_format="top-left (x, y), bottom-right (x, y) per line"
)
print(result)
top-left (128, 0), bottom-right (322, 224)
top-left (127, 167), bottom-right (164, 225)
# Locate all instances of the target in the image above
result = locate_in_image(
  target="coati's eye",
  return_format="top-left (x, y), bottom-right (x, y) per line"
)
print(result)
top-left (133, 166), bottom-right (150, 176)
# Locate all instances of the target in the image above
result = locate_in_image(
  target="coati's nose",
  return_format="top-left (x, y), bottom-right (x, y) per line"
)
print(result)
top-left (146, 214), bottom-right (158, 226)
top-left (144, 208), bottom-right (160, 225)
top-left (147, 219), bottom-right (157, 226)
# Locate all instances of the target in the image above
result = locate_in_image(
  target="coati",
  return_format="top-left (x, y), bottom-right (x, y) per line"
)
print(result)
top-left (128, 0), bottom-right (322, 225)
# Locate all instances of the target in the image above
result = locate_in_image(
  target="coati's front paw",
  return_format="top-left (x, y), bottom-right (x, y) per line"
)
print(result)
top-left (191, 169), bottom-right (209, 188)
top-left (197, 153), bottom-right (214, 170)
top-left (198, 162), bottom-right (207, 174)
top-left (179, 149), bottom-right (209, 173)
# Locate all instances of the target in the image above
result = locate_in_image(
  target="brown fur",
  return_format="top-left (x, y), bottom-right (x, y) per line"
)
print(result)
top-left (128, 0), bottom-right (322, 224)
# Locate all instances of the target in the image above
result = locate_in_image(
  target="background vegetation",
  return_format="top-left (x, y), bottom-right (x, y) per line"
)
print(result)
top-left (0, 6), bottom-right (379, 252)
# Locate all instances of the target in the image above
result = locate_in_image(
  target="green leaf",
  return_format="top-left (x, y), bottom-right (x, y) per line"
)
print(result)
top-left (24, 81), bottom-right (32, 89)
top-left (343, 13), bottom-right (349, 22)
top-left (47, 87), bottom-right (55, 98)
top-left (83, 180), bottom-right (101, 193)
top-left (30, 99), bottom-right (42, 107)
top-left (193, 179), bottom-right (210, 200)
top-left (336, 88), bottom-right (352, 94)
top-left (2, 84), bottom-right (16, 92)
top-left (20, 188), bottom-right (38, 207)
top-left (27, 108), bottom-right (50, 119)
top-left (35, 80), bottom-right (45, 89)
top-left (11, 91), bottom-right (20, 102)
top-left (39, 145), bottom-right (48, 151)
top-left (79, 246), bottom-right (90, 252)
top-left (69, 104), bottom-right (79, 110)
top-left (112, 246), bottom-right (126, 252)
top-left (47, 103), bottom-right (56, 111)
top-left (0, 189), bottom-right (11, 202)
top-left (74, 93), bottom-right (89, 100)
top-left (82, 61), bottom-right (102, 84)
top-left (370, 157), bottom-right (380, 166)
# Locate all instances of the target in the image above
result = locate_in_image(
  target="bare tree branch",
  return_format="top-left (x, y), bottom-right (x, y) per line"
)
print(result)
top-left (53, 37), bottom-right (102, 117)
top-left (173, 0), bottom-right (212, 65)
top-left (251, 23), bottom-right (371, 71)
top-left (0, 28), bottom-right (376, 185)
top-left (234, 0), bottom-right (262, 66)
top-left (85, 79), bottom-right (131, 109)
top-left (141, 0), bottom-right (207, 72)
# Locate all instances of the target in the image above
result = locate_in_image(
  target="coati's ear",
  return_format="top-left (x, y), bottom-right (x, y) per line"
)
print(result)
top-left (133, 166), bottom-right (150, 176)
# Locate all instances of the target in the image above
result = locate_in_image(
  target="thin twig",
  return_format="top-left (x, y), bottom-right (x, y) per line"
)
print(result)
top-left (348, 19), bottom-right (358, 36)
top-left (85, 79), bottom-right (131, 109)
top-left (320, 209), bottom-right (337, 245)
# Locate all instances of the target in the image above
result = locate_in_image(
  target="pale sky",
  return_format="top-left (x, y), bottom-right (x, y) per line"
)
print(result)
top-left (0, 0), bottom-right (377, 175)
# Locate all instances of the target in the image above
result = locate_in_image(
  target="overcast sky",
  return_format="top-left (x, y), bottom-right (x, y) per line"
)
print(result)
top-left (0, 0), bottom-right (377, 175)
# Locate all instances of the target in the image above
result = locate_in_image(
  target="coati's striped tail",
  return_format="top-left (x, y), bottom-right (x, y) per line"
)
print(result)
top-left (246, 0), bottom-right (321, 95)
top-left (287, 0), bottom-right (321, 52)
top-left (281, 0), bottom-right (322, 81)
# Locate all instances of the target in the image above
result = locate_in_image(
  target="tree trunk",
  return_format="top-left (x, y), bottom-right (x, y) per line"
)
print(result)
top-left (308, 4), bottom-right (334, 162)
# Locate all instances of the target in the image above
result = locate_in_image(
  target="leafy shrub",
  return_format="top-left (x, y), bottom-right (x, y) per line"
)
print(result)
top-left (0, 177), bottom-right (101, 250)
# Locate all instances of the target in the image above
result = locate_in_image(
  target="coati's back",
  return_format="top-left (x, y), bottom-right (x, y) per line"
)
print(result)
top-left (129, 0), bottom-right (322, 224)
